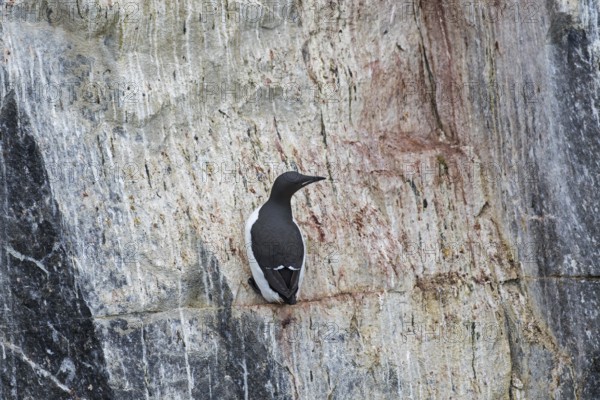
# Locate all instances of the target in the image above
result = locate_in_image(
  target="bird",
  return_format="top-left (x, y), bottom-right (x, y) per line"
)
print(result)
top-left (245, 171), bottom-right (325, 305)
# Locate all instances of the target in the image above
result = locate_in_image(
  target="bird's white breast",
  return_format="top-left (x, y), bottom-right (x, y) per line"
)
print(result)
top-left (293, 217), bottom-right (306, 298)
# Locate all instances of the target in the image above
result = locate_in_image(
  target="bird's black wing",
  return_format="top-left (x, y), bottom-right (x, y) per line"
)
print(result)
top-left (250, 218), bottom-right (304, 299)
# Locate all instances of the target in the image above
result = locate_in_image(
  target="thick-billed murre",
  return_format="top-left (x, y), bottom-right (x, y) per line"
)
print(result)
top-left (245, 171), bottom-right (325, 305)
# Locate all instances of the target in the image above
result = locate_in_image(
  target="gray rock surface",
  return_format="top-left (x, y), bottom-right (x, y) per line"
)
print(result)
top-left (0, 0), bottom-right (598, 398)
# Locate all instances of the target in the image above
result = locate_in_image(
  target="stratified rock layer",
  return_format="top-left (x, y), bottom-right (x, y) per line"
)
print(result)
top-left (0, 93), bottom-right (113, 398)
top-left (0, 0), bottom-right (598, 398)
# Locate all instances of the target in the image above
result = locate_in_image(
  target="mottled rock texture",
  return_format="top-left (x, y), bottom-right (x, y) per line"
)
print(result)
top-left (0, 93), bottom-right (113, 398)
top-left (0, 0), bottom-right (598, 399)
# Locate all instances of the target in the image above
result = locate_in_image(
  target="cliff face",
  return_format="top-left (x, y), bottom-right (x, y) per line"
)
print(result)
top-left (0, 0), bottom-right (598, 399)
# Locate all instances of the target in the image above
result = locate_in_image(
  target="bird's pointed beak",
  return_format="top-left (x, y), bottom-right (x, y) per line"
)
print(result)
top-left (301, 175), bottom-right (326, 186)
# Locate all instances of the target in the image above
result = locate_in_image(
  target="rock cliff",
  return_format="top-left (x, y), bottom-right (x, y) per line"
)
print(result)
top-left (1, 0), bottom-right (598, 398)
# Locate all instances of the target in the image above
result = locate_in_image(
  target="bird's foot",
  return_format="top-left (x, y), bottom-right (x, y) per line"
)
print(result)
top-left (248, 277), bottom-right (261, 295)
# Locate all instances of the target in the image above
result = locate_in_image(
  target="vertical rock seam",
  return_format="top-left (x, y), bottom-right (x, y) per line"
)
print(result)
top-left (538, 5), bottom-right (600, 398)
top-left (0, 91), bottom-right (113, 399)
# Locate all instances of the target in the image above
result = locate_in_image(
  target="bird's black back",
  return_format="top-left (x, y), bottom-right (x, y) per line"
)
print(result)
top-left (250, 202), bottom-right (304, 288)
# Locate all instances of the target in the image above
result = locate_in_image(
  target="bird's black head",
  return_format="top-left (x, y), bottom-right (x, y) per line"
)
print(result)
top-left (269, 171), bottom-right (325, 203)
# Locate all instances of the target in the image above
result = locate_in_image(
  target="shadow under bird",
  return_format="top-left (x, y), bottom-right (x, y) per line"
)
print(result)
top-left (245, 171), bottom-right (325, 305)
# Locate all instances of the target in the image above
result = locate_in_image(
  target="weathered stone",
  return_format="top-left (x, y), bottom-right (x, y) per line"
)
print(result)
top-left (0, 92), bottom-right (113, 398)
top-left (0, 0), bottom-right (599, 398)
